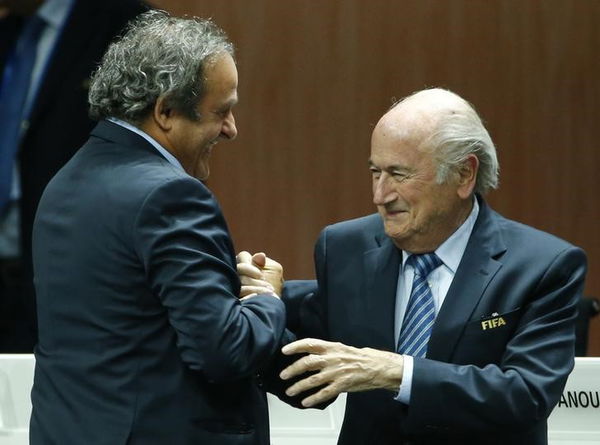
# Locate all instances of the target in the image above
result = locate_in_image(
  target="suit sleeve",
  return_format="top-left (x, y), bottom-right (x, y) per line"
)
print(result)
top-left (404, 246), bottom-right (587, 435)
top-left (283, 229), bottom-right (331, 341)
top-left (263, 250), bottom-right (328, 407)
top-left (281, 280), bottom-right (318, 334)
top-left (133, 176), bottom-right (286, 382)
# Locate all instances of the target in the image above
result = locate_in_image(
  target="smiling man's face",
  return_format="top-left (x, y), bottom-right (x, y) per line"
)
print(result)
top-left (369, 96), bottom-right (475, 253)
top-left (165, 52), bottom-right (238, 180)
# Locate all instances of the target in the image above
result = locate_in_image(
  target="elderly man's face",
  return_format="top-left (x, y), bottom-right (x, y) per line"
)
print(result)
top-left (167, 53), bottom-right (238, 180)
top-left (369, 114), bottom-right (471, 253)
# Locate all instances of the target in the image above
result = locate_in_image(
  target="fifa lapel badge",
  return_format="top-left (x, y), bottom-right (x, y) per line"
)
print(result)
top-left (481, 312), bottom-right (506, 330)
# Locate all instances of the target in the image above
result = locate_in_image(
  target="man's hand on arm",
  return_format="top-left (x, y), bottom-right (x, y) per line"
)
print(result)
top-left (236, 250), bottom-right (284, 298)
top-left (279, 338), bottom-right (404, 407)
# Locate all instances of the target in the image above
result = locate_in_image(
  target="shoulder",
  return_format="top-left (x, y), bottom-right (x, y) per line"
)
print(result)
top-left (86, 122), bottom-right (216, 204)
top-left (491, 208), bottom-right (581, 256)
top-left (64, 129), bottom-right (219, 221)
top-left (325, 213), bottom-right (382, 236)
top-left (484, 206), bottom-right (587, 275)
top-left (316, 213), bottom-right (383, 249)
top-left (138, 174), bottom-right (216, 213)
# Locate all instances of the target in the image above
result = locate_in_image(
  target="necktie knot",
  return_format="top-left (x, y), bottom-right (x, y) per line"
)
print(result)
top-left (409, 252), bottom-right (442, 278)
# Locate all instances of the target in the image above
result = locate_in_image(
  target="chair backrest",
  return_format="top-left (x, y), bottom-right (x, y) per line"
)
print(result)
top-left (0, 355), bottom-right (598, 445)
top-left (575, 297), bottom-right (600, 356)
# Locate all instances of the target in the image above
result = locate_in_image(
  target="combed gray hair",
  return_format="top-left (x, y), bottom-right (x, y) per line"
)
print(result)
top-left (392, 89), bottom-right (499, 195)
top-left (88, 10), bottom-right (234, 124)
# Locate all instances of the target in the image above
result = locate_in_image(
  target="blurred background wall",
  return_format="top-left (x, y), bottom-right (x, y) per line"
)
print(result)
top-left (148, 0), bottom-right (600, 355)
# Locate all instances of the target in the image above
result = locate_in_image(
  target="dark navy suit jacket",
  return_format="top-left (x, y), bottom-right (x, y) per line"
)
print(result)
top-left (30, 121), bottom-right (287, 444)
top-left (284, 197), bottom-right (586, 445)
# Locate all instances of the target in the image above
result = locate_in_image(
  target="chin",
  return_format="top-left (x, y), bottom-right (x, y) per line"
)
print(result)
top-left (384, 225), bottom-right (406, 240)
top-left (384, 221), bottom-right (414, 241)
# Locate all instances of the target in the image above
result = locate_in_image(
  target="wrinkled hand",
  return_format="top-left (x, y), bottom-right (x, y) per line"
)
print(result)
top-left (280, 338), bottom-right (404, 407)
top-left (236, 251), bottom-right (283, 298)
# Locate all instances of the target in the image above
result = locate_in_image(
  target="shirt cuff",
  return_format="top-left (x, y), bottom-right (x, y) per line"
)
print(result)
top-left (394, 354), bottom-right (413, 404)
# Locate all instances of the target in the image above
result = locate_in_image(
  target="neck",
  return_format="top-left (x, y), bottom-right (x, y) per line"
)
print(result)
top-left (394, 197), bottom-right (475, 253)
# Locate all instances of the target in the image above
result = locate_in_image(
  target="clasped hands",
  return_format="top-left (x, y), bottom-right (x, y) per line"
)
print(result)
top-left (236, 251), bottom-right (404, 407)
top-left (236, 250), bottom-right (283, 298)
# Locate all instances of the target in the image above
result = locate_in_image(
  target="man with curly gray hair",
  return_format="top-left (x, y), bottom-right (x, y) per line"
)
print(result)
top-left (30, 10), bottom-right (284, 445)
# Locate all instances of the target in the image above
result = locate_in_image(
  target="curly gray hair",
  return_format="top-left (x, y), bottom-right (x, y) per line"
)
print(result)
top-left (391, 89), bottom-right (499, 195)
top-left (88, 10), bottom-right (234, 124)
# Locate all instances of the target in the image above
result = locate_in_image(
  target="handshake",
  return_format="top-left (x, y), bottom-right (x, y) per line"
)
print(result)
top-left (235, 250), bottom-right (284, 299)
top-left (234, 250), bottom-right (405, 408)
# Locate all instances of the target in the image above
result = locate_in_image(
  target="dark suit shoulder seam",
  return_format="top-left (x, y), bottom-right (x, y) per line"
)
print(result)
top-left (530, 245), bottom-right (585, 296)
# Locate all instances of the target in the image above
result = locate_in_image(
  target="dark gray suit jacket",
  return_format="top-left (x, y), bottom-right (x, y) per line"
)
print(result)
top-left (283, 197), bottom-right (586, 445)
top-left (30, 121), bottom-right (286, 444)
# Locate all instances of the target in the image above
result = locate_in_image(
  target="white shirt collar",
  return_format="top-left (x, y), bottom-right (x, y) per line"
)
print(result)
top-left (107, 118), bottom-right (185, 171)
top-left (402, 197), bottom-right (480, 273)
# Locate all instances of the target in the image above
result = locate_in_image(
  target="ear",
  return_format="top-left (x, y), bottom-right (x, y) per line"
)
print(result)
top-left (456, 154), bottom-right (479, 199)
top-left (152, 95), bottom-right (174, 132)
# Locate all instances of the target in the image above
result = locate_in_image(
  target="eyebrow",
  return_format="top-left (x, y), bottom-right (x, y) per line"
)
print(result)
top-left (216, 96), bottom-right (238, 112)
top-left (368, 159), bottom-right (409, 172)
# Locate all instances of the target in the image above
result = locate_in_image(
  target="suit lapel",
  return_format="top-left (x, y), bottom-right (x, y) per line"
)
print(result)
top-left (427, 198), bottom-right (507, 362)
top-left (363, 232), bottom-right (401, 352)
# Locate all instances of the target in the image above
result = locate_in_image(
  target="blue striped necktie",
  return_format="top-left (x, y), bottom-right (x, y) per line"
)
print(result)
top-left (397, 253), bottom-right (442, 357)
top-left (0, 15), bottom-right (46, 214)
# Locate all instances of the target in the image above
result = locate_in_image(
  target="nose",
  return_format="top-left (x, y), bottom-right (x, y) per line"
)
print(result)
top-left (221, 111), bottom-right (237, 140)
top-left (372, 173), bottom-right (397, 206)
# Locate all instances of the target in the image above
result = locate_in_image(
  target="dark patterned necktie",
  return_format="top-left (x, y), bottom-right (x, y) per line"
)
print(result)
top-left (397, 253), bottom-right (442, 357)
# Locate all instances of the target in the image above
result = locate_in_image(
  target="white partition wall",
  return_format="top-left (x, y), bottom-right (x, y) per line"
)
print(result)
top-left (268, 393), bottom-right (345, 445)
top-left (548, 357), bottom-right (600, 444)
top-left (0, 355), bottom-right (33, 445)
top-left (0, 355), bottom-right (597, 444)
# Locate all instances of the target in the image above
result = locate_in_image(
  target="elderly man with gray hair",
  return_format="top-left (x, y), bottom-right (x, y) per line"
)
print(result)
top-left (241, 88), bottom-right (587, 445)
top-left (30, 10), bottom-right (284, 445)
